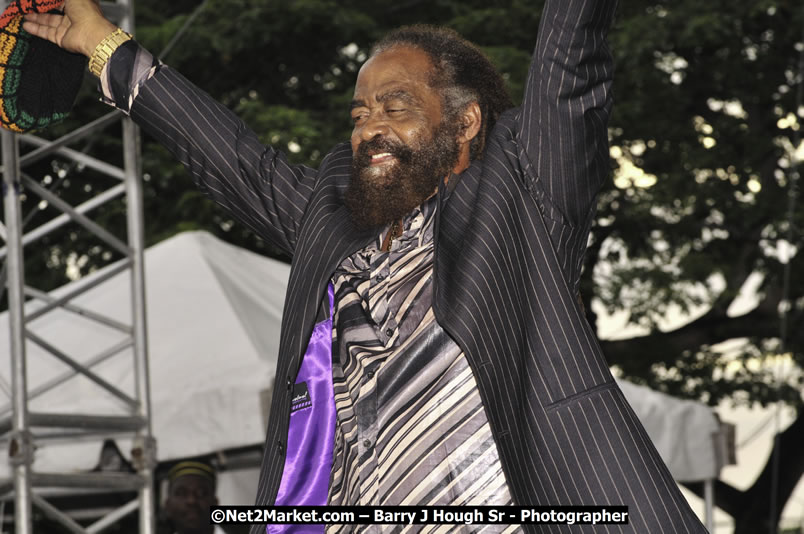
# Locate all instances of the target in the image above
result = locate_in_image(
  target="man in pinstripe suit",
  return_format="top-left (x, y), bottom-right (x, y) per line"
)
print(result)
top-left (27, 0), bottom-right (709, 531)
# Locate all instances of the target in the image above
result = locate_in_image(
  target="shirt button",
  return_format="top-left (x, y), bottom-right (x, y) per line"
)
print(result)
top-left (366, 371), bottom-right (375, 380)
top-left (363, 439), bottom-right (372, 449)
top-left (276, 439), bottom-right (284, 454)
top-left (385, 328), bottom-right (393, 337)
top-left (286, 376), bottom-right (292, 390)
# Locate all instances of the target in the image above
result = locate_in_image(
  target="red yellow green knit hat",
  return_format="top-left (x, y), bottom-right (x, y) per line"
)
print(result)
top-left (0, 0), bottom-right (85, 132)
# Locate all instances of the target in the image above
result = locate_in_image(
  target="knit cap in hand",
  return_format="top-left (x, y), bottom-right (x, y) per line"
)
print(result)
top-left (0, 0), bottom-right (86, 132)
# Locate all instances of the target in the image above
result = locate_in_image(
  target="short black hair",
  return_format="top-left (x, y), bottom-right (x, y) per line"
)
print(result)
top-left (371, 25), bottom-right (513, 161)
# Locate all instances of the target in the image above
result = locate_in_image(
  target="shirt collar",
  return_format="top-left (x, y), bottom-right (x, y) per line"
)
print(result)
top-left (374, 195), bottom-right (437, 253)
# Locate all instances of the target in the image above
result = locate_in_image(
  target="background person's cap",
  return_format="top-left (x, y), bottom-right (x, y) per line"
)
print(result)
top-left (167, 460), bottom-right (217, 486)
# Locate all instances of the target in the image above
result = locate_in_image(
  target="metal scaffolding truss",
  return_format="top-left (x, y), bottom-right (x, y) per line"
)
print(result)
top-left (0, 1), bottom-right (156, 533)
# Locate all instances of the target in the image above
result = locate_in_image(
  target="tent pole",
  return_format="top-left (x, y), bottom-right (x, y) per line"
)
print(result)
top-left (2, 131), bottom-right (33, 534)
top-left (704, 478), bottom-right (714, 532)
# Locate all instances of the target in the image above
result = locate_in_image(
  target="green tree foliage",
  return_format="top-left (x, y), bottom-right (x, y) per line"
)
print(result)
top-left (594, 1), bottom-right (803, 531)
top-left (3, 0), bottom-right (802, 531)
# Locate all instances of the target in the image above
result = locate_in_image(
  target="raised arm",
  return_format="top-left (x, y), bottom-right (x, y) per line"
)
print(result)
top-left (518, 0), bottom-right (617, 227)
top-left (104, 44), bottom-right (319, 256)
top-left (23, 0), bottom-right (320, 256)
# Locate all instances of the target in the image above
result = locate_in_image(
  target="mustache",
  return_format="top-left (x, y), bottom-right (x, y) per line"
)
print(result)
top-left (353, 137), bottom-right (414, 169)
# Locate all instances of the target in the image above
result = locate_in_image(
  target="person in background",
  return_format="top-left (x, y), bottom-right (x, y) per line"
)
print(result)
top-left (163, 461), bottom-right (225, 534)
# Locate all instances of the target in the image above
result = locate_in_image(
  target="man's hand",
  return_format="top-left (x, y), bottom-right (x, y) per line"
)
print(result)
top-left (22, 0), bottom-right (118, 57)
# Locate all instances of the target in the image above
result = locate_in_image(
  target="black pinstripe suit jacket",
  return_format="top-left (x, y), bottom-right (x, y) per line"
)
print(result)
top-left (126, 0), bottom-right (707, 531)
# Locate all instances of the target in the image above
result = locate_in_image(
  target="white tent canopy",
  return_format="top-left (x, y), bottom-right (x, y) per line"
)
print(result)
top-left (1, 231), bottom-right (288, 478)
top-left (616, 378), bottom-right (722, 482)
top-left (1, 230), bottom-right (722, 489)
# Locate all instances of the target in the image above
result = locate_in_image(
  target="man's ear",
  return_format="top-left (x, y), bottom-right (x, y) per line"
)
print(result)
top-left (457, 101), bottom-right (482, 145)
top-left (449, 101), bottom-right (483, 175)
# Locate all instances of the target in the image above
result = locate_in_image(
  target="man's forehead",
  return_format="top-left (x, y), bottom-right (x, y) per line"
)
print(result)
top-left (351, 88), bottom-right (420, 109)
top-left (171, 473), bottom-right (214, 491)
top-left (354, 46), bottom-right (435, 95)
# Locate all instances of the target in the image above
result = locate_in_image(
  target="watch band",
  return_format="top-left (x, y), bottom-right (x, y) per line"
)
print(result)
top-left (88, 28), bottom-right (132, 78)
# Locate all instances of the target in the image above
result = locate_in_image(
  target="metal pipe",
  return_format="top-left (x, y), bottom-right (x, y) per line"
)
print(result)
top-left (122, 101), bottom-right (156, 534)
top-left (19, 134), bottom-right (126, 181)
top-left (31, 494), bottom-right (86, 534)
top-left (121, 103), bottom-right (156, 534)
top-left (23, 286), bottom-right (133, 334)
top-left (86, 498), bottom-right (139, 534)
top-left (22, 175), bottom-right (130, 256)
top-left (3, 130), bottom-right (33, 534)
top-left (0, 339), bottom-right (134, 417)
top-left (4, 416), bottom-right (144, 440)
top-left (14, 112), bottom-right (120, 169)
top-left (27, 413), bottom-right (145, 432)
top-left (99, 1), bottom-right (128, 21)
top-left (0, 183), bottom-right (127, 261)
top-left (24, 259), bottom-right (131, 323)
top-left (25, 429), bottom-right (137, 442)
top-left (2, 131), bottom-right (33, 534)
top-left (24, 331), bottom-right (138, 408)
top-left (31, 472), bottom-right (144, 491)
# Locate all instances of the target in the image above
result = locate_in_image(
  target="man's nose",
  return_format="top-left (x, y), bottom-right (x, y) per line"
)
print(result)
top-left (358, 114), bottom-right (390, 142)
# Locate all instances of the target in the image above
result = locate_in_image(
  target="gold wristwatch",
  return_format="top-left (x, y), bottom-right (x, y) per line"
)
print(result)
top-left (88, 28), bottom-right (132, 78)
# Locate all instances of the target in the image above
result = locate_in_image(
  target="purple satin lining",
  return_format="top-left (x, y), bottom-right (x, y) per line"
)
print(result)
top-left (268, 285), bottom-right (335, 534)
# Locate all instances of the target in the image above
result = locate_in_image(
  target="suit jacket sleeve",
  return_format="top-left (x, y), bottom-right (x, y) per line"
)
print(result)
top-left (104, 41), bottom-right (318, 257)
top-left (518, 0), bottom-right (617, 227)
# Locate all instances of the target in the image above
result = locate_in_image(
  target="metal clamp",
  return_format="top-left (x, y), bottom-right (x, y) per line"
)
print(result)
top-left (7, 429), bottom-right (34, 467)
top-left (130, 434), bottom-right (157, 471)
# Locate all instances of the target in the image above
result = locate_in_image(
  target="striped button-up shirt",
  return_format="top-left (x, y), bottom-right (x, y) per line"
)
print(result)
top-left (327, 198), bottom-right (519, 533)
